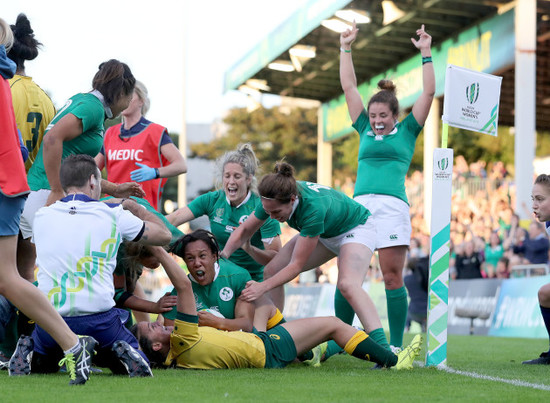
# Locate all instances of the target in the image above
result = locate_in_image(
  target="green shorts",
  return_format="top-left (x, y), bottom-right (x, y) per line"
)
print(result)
top-left (254, 325), bottom-right (297, 368)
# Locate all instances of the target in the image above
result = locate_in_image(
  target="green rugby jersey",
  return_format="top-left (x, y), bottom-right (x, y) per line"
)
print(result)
top-left (188, 190), bottom-right (281, 281)
top-left (255, 181), bottom-right (370, 238)
top-left (352, 111), bottom-right (422, 204)
top-left (28, 93), bottom-right (107, 190)
top-left (164, 258), bottom-right (251, 321)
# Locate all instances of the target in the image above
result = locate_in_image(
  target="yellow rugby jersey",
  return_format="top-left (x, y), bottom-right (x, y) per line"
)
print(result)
top-left (9, 75), bottom-right (56, 172)
top-left (166, 317), bottom-right (266, 369)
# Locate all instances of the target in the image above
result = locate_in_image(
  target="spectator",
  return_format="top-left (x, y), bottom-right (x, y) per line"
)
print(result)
top-left (454, 240), bottom-right (483, 279)
top-left (483, 231), bottom-right (504, 278)
top-left (495, 256), bottom-right (510, 279)
top-left (514, 221), bottom-right (549, 264)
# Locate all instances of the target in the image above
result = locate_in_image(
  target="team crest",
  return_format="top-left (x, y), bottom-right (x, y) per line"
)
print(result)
top-left (219, 287), bottom-right (234, 301)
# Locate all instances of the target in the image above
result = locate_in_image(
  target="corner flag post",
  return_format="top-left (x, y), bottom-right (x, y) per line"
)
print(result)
top-left (426, 65), bottom-right (502, 367)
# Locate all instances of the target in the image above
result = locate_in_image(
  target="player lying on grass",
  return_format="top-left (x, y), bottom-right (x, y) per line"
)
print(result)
top-left (134, 238), bottom-right (422, 370)
top-left (156, 229), bottom-right (324, 366)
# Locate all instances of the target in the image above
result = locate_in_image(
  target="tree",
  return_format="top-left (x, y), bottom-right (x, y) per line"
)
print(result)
top-left (190, 106), bottom-right (319, 181)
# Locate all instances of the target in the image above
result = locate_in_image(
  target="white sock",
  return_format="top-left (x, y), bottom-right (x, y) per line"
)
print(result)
top-left (64, 340), bottom-right (80, 355)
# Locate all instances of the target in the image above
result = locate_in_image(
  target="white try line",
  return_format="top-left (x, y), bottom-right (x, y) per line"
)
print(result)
top-left (415, 361), bottom-right (550, 391)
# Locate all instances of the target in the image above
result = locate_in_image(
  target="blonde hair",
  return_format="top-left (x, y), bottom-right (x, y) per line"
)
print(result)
top-left (0, 18), bottom-right (14, 50)
top-left (134, 80), bottom-right (150, 116)
top-left (216, 143), bottom-right (260, 194)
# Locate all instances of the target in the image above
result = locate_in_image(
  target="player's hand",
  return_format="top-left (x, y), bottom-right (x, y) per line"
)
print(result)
top-left (154, 293), bottom-right (178, 313)
top-left (240, 280), bottom-right (267, 302)
top-left (340, 20), bottom-right (358, 48)
top-left (131, 162), bottom-right (158, 182)
top-left (114, 181), bottom-right (146, 198)
top-left (411, 24), bottom-right (432, 51)
top-left (198, 311), bottom-right (222, 328)
top-left (46, 189), bottom-right (65, 206)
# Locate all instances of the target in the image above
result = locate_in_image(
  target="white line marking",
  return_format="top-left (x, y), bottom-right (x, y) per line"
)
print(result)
top-left (415, 361), bottom-right (550, 391)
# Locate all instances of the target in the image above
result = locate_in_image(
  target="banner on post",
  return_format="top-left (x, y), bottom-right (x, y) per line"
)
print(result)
top-left (442, 65), bottom-right (503, 136)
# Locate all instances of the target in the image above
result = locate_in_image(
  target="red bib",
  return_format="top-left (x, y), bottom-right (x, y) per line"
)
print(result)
top-left (0, 78), bottom-right (29, 197)
top-left (104, 122), bottom-right (168, 210)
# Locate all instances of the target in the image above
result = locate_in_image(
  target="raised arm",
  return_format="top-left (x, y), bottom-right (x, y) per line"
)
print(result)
top-left (410, 24), bottom-right (435, 126)
top-left (339, 20), bottom-right (364, 123)
top-left (150, 246), bottom-right (196, 316)
top-left (220, 212), bottom-right (265, 259)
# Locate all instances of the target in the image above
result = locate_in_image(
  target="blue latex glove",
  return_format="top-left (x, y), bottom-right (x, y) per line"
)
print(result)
top-left (130, 162), bottom-right (158, 182)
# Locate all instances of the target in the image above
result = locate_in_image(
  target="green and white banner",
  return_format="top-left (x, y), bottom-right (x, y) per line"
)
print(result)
top-left (442, 65), bottom-right (503, 136)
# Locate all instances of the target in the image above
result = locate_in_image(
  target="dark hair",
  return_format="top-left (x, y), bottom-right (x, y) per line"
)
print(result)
top-left (92, 59), bottom-right (135, 106)
top-left (367, 79), bottom-right (399, 117)
top-left (130, 324), bottom-right (166, 368)
top-left (59, 154), bottom-right (99, 191)
top-left (7, 14), bottom-right (41, 71)
top-left (535, 174), bottom-right (550, 189)
top-left (257, 162), bottom-right (297, 204)
top-left (169, 229), bottom-right (220, 259)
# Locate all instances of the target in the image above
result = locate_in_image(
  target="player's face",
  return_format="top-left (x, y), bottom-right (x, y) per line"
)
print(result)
top-left (184, 240), bottom-right (217, 286)
top-left (223, 163), bottom-right (251, 207)
top-left (261, 196), bottom-right (295, 223)
top-left (122, 92), bottom-right (143, 118)
top-left (137, 321), bottom-right (173, 347)
top-left (532, 183), bottom-right (550, 222)
top-left (368, 102), bottom-right (397, 136)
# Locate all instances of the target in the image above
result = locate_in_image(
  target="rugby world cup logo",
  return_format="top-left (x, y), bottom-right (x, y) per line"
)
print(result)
top-left (437, 157), bottom-right (449, 171)
top-left (466, 82), bottom-right (480, 104)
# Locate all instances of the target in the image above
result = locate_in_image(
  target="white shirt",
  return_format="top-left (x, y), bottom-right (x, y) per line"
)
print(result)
top-left (34, 194), bottom-right (144, 316)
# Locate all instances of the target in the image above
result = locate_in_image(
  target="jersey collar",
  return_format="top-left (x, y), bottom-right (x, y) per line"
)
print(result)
top-left (89, 89), bottom-right (113, 119)
top-left (226, 191), bottom-right (251, 209)
top-left (188, 261), bottom-right (220, 283)
top-left (366, 121), bottom-right (399, 137)
top-left (60, 194), bottom-right (98, 203)
top-left (288, 197), bottom-right (300, 220)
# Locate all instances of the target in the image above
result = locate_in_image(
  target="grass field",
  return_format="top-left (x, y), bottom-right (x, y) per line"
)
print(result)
top-left (2, 334), bottom-right (550, 402)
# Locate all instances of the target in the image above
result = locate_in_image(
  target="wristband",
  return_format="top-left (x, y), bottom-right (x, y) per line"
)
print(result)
top-left (340, 47), bottom-right (351, 53)
top-left (155, 168), bottom-right (160, 179)
top-left (422, 56), bottom-right (432, 65)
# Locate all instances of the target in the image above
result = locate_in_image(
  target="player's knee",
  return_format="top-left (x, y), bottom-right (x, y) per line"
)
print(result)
top-left (382, 272), bottom-right (403, 289)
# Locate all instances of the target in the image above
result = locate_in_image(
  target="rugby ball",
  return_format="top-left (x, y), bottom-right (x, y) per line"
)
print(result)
top-left (199, 308), bottom-right (225, 318)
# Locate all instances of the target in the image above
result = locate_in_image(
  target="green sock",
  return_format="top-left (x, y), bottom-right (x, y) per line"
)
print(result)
top-left (334, 288), bottom-right (355, 325)
top-left (368, 327), bottom-right (390, 351)
top-left (324, 340), bottom-right (343, 360)
top-left (345, 331), bottom-right (397, 367)
top-left (386, 287), bottom-right (408, 348)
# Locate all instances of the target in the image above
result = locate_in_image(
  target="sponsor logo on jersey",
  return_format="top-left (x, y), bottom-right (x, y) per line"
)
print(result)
top-left (389, 234), bottom-right (398, 240)
top-left (219, 287), bottom-right (234, 301)
top-left (269, 334), bottom-right (281, 340)
top-left (107, 149), bottom-right (144, 161)
top-left (225, 225), bottom-right (235, 233)
top-left (238, 214), bottom-right (249, 225)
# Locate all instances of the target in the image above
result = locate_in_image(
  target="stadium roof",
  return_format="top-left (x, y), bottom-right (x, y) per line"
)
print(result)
top-left (224, 0), bottom-right (550, 131)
